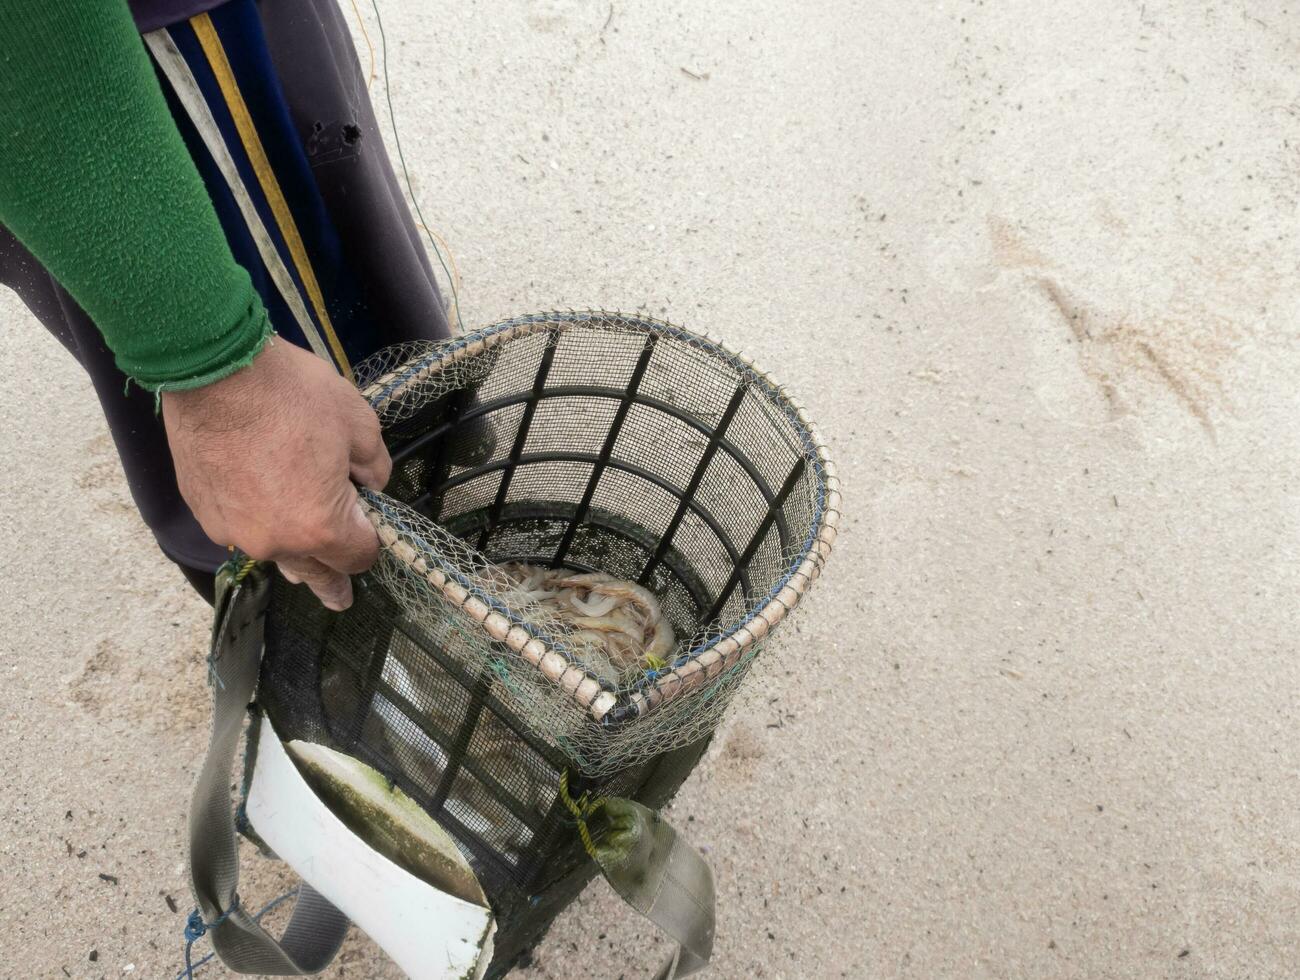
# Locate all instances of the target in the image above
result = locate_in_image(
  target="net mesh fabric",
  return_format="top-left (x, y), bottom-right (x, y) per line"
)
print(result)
top-left (256, 311), bottom-right (838, 971)
top-left (353, 311), bottom-right (834, 773)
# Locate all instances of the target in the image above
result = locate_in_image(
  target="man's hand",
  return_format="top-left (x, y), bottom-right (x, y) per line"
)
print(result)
top-left (161, 340), bottom-right (390, 610)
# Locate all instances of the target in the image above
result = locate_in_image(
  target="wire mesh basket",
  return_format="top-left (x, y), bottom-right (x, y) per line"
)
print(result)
top-left (254, 310), bottom-right (839, 973)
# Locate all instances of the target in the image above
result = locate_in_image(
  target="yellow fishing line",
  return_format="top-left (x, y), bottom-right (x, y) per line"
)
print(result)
top-left (347, 0), bottom-right (378, 89)
top-left (558, 770), bottom-right (606, 861)
top-left (369, 0), bottom-right (465, 333)
top-left (418, 222), bottom-right (462, 326)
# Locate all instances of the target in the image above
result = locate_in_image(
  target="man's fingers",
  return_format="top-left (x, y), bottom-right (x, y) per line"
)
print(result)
top-left (313, 495), bottom-right (381, 576)
top-left (349, 402), bottom-right (392, 491)
top-left (274, 495), bottom-right (377, 611)
top-left (277, 556), bottom-right (353, 612)
top-left (350, 453), bottom-right (391, 494)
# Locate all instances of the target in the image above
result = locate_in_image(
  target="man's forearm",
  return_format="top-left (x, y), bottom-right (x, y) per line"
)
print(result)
top-left (0, 0), bottom-right (270, 390)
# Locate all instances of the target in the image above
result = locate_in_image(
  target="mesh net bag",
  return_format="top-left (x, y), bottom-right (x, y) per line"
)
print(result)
top-left (255, 311), bottom-right (840, 973)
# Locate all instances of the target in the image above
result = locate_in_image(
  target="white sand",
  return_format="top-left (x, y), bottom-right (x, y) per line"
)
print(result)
top-left (2, 1), bottom-right (1298, 977)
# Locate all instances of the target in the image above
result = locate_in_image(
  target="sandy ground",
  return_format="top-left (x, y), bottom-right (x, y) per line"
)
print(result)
top-left (3, 0), bottom-right (1300, 977)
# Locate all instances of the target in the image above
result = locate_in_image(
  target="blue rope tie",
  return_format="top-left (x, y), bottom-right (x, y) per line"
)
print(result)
top-left (174, 888), bottom-right (299, 980)
top-left (181, 896), bottom-right (240, 980)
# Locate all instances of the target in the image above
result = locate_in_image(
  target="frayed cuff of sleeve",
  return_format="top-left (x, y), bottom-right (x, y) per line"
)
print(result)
top-left (126, 318), bottom-right (276, 400)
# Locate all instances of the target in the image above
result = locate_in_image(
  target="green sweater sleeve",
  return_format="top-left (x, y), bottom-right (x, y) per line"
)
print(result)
top-left (0, 0), bottom-right (271, 390)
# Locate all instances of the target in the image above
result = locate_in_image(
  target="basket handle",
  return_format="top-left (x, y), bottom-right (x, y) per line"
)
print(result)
top-left (187, 561), bottom-right (352, 975)
top-left (597, 799), bottom-right (716, 979)
top-left (562, 777), bottom-right (715, 978)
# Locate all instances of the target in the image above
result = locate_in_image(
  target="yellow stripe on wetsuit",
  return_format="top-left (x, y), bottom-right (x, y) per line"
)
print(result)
top-left (190, 12), bottom-right (353, 380)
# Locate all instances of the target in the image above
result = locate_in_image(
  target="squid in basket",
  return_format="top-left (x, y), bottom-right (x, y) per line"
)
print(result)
top-left (185, 311), bottom-right (840, 979)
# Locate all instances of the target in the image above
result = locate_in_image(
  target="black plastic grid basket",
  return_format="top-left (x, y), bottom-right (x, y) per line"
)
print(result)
top-left (256, 311), bottom-right (839, 974)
